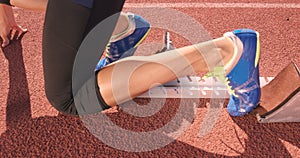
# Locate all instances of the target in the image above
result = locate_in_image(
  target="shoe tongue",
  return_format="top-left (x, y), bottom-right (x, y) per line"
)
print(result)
top-left (203, 66), bottom-right (225, 81)
top-left (223, 32), bottom-right (243, 75)
top-left (110, 13), bottom-right (136, 42)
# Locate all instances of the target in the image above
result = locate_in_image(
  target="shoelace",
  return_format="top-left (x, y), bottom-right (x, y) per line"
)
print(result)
top-left (202, 66), bottom-right (238, 97)
top-left (105, 43), bottom-right (111, 58)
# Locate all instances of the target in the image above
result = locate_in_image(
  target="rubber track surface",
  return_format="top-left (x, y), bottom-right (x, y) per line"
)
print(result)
top-left (0, 2), bottom-right (299, 157)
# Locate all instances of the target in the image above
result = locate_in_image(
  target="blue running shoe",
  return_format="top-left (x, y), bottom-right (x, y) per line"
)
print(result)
top-left (226, 29), bottom-right (261, 116)
top-left (95, 12), bottom-right (151, 71)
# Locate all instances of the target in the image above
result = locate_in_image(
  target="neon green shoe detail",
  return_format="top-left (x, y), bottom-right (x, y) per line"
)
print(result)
top-left (254, 32), bottom-right (260, 68)
top-left (203, 66), bottom-right (238, 97)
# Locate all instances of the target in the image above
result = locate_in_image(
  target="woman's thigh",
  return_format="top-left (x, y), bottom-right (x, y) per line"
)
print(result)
top-left (42, 0), bottom-right (91, 114)
top-left (42, 0), bottom-right (125, 115)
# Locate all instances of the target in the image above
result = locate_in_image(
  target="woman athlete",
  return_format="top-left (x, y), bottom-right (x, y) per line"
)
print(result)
top-left (0, 0), bottom-right (261, 117)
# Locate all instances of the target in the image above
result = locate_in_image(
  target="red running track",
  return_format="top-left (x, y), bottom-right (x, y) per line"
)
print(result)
top-left (0, 0), bottom-right (299, 157)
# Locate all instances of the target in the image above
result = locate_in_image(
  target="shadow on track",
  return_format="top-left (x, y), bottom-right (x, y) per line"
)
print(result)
top-left (2, 35), bottom-right (31, 130)
top-left (231, 114), bottom-right (300, 157)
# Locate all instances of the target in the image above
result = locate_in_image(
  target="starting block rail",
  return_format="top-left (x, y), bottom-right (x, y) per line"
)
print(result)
top-left (138, 76), bottom-right (274, 98)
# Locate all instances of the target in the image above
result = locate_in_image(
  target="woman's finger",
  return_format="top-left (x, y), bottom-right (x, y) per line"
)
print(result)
top-left (12, 25), bottom-right (27, 39)
top-left (1, 34), bottom-right (10, 47)
top-left (10, 28), bottom-right (16, 40)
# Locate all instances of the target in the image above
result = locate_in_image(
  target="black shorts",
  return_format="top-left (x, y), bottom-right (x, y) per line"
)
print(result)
top-left (0, 0), bottom-right (11, 6)
top-left (42, 0), bottom-right (125, 115)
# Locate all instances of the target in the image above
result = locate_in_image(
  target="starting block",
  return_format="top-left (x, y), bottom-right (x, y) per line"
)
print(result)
top-left (255, 62), bottom-right (300, 123)
top-left (137, 31), bottom-right (300, 123)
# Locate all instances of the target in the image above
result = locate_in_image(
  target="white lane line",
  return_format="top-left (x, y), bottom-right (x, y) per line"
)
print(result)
top-left (124, 3), bottom-right (300, 9)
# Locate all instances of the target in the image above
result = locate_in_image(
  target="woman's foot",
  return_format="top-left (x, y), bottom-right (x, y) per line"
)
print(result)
top-left (95, 12), bottom-right (151, 71)
top-left (226, 29), bottom-right (261, 116)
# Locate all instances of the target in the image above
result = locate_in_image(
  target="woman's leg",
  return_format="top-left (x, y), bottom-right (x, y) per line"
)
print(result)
top-left (83, 0), bottom-right (125, 37)
top-left (43, 0), bottom-right (125, 115)
top-left (43, 0), bottom-right (91, 115)
top-left (98, 35), bottom-right (243, 106)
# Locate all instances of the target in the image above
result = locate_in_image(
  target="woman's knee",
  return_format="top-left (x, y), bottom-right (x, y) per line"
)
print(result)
top-left (45, 90), bottom-right (78, 115)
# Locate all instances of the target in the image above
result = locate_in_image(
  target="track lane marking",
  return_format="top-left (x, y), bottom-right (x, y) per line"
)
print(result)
top-left (124, 3), bottom-right (300, 8)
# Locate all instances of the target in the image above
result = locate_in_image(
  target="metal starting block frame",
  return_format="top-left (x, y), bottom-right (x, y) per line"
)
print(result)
top-left (138, 76), bottom-right (274, 99)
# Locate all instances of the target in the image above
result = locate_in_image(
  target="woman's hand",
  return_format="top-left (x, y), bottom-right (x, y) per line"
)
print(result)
top-left (5, 5), bottom-right (27, 39)
top-left (0, 4), bottom-right (11, 47)
top-left (0, 4), bottom-right (27, 47)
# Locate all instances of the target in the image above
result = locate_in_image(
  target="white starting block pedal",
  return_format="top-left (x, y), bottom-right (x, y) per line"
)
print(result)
top-left (137, 76), bottom-right (274, 99)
